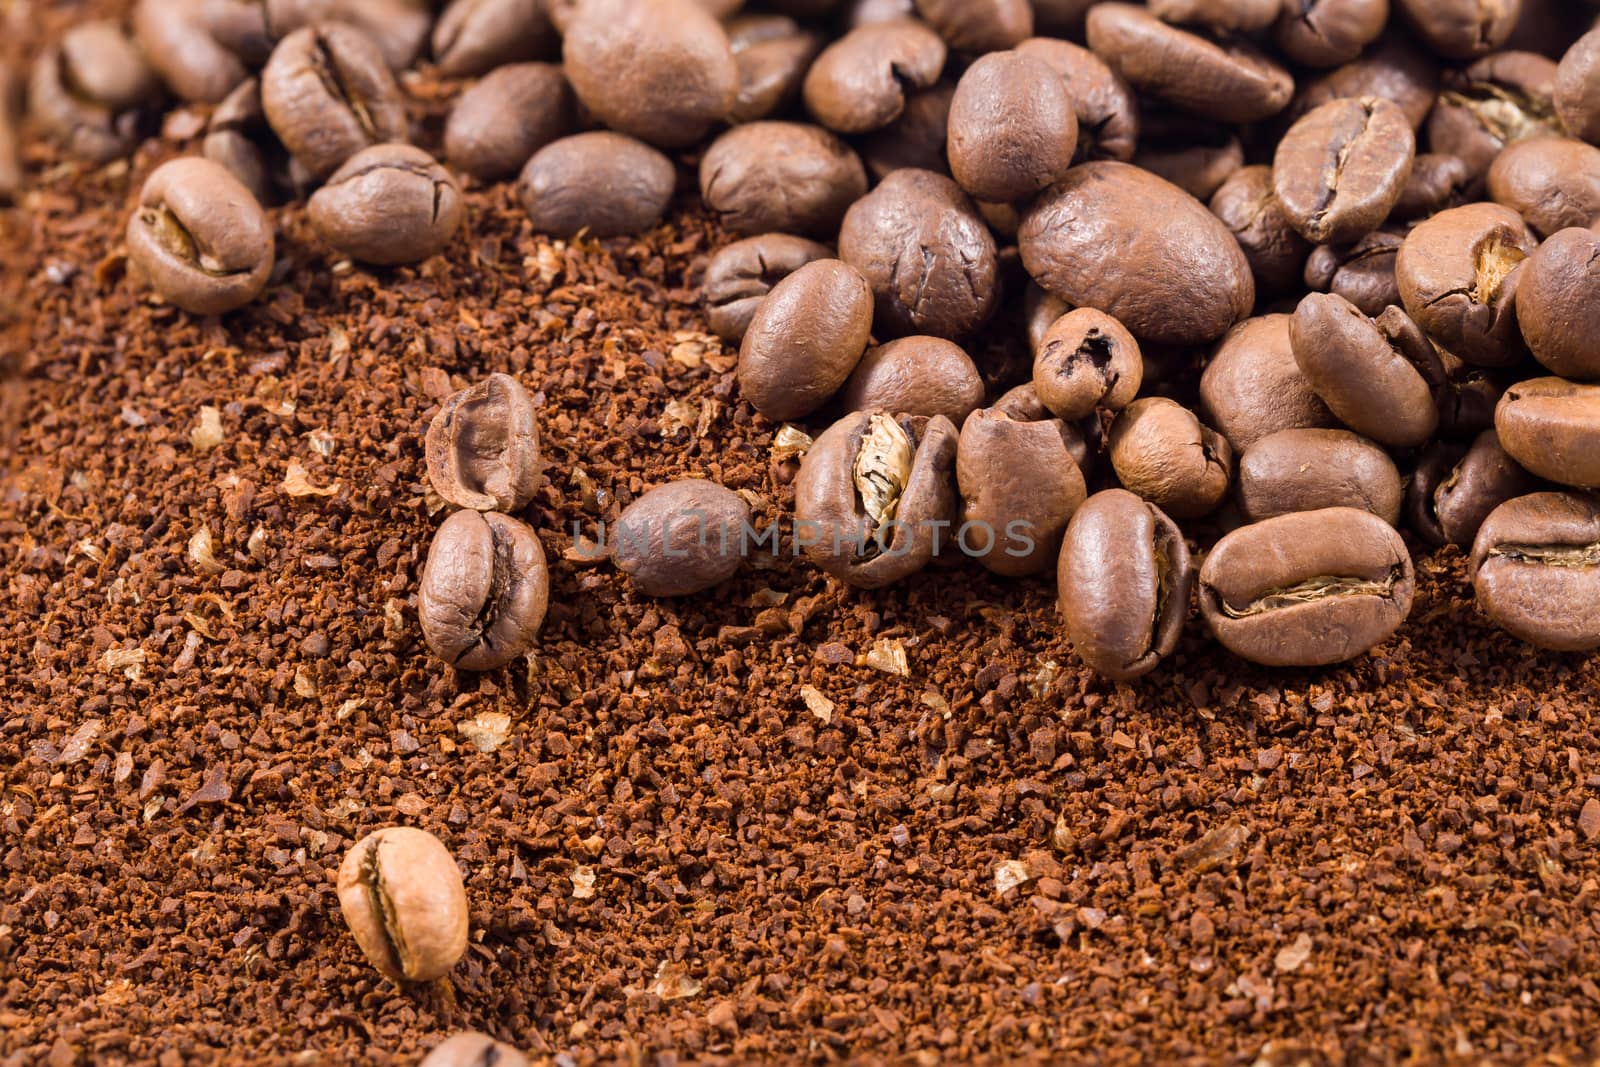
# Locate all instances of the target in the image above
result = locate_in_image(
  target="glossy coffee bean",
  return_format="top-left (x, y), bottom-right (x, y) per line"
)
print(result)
top-left (261, 24), bottom-right (408, 180)
top-left (793, 411), bottom-right (958, 588)
top-left (1397, 0), bottom-right (1521, 59)
top-left (1495, 378), bottom-right (1600, 488)
top-left (1149, 0), bottom-right (1279, 33)
top-left (841, 337), bottom-right (984, 427)
top-left (957, 404), bottom-right (1086, 577)
top-left (1275, 0), bottom-right (1389, 68)
top-left (700, 122), bottom-right (867, 237)
top-left (336, 827), bottom-right (468, 983)
top-left (1057, 489), bottom-right (1192, 682)
top-left (1200, 508), bottom-right (1416, 667)
top-left (1471, 491), bottom-right (1600, 651)
top-left (858, 84), bottom-right (954, 180)
top-left (425, 373), bottom-right (541, 514)
top-left (126, 157), bottom-right (274, 316)
top-left (914, 0), bottom-right (1032, 53)
top-left (308, 145), bottom-right (463, 265)
top-left (1209, 165), bottom-right (1312, 298)
top-left (433, 0), bottom-right (555, 77)
top-left (1032, 308), bottom-right (1142, 421)
top-left (946, 51), bottom-right (1075, 205)
top-left (1486, 137), bottom-right (1600, 238)
top-left (134, 0), bottom-right (265, 104)
top-left (1290, 35), bottom-right (1441, 133)
top-left (727, 15), bottom-right (823, 123)
top-left (803, 19), bottom-right (946, 135)
top-left (1109, 398), bottom-right (1233, 519)
top-left (838, 168), bottom-right (997, 339)
top-left (418, 510), bottom-right (549, 671)
top-left (29, 24), bottom-right (156, 163)
top-left (1390, 152), bottom-right (1474, 221)
top-left (1273, 97), bottom-right (1415, 245)
top-left (517, 133), bottom-right (675, 239)
top-left (1020, 161), bottom-right (1254, 346)
top-left (1238, 428), bottom-right (1403, 526)
top-left (1426, 51), bottom-right (1559, 179)
top-left (420, 1033), bottom-right (530, 1067)
top-left (1408, 430), bottom-right (1538, 547)
top-left (1517, 227), bottom-right (1600, 380)
top-left (1201, 314), bottom-right (1336, 453)
top-left (1303, 227), bottom-right (1404, 316)
top-left (1396, 203), bottom-right (1536, 367)
top-left (1014, 37), bottom-right (1138, 164)
top-left (612, 480), bottom-right (751, 597)
top-left (738, 259), bottom-right (873, 421)
top-left (1289, 295), bottom-right (1440, 448)
top-left (444, 63), bottom-right (574, 182)
top-left (702, 234), bottom-right (832, 343)
top-left (1555, 28), bottom-right (1600, 145)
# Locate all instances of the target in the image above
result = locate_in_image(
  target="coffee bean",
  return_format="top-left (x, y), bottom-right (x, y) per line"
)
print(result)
top-left (1275, 0), bottom-right (1389, 68)
top-left (336, 827), bottom-right (468, 983)
top-left (1495, 377), bottom-right (1600, 488)
top-left (793, 411), bottom-right (957, 588)
top-left (1555, 27), bottom-right (1600, 145)
top-left (914, 0), bottom-right (1032, 54)
top-left (517, 132), bottom-right (676, 239)
top-left (1426, 51), bottom-right (1559, 179)
top-left (1397, 0), bottom-right (1521, 60)
top-left (1024, 284), bottom-right (1071, 358)
top-left (425, 373), bottom-right (542, 513)
top-left (1200, 314), bottom-right (1336, 453)
top-left (1303, 227), bottom-right (1404, 316)
top-left (1149, 0), bottom-right (1280, 33)
top-left (203, 78), bottom-right (298, 205)
top-left (432, 0), bottom-right (555, 77)
top-left (1487, 136), bottom-right (1600, 238)
top-left (839, 168), bottom-right (997, 339)
top-left (1057, 488), bottom-right (1193, 681)
top-left (1199, 507), bottom-right (1415, 666)
top-left (1274, 97), bottom-right (1415, 245)
top-left (842, 336), bottom-right (984, 427)
top-left (1014, 37), bottom-right (1138, 164)
top-left (418, 509), bottom-right (549, 671)
top-left (261, 24), bottom-right (408, 180)
top-left (1290, 35), bottom-right (1441, 133)
top-left (1086, 4), bottom-right (1294, 124)
top-left (611, 480), bottom-right (751, 597)
top-left (1471, 490), bottom-right (1600, 651)
top-left (700, 122), bottom-right (867, 237)
top-left (703, 234), bottom-right (833, 343)
top-left (134, 0), bottom-right (265, 104)
top-left (738, 259), bottom-right (873, 421)
top-left (1209, 165), bottom-right (1312, 298)
top-left (1518, 227), bottom-right (1600, 380)
top-left (1390, 152), bottom-right (1474, 221)
top-left (1238, 428), bottom-right (1403, 525)
top-left (1408, 429), bottom-right (1539, 546)
top-left (1289, 295), bottom-right (1440, 448)
top-left (946, 51), bottom-right (1075, 204)
top-left (444, 63), bottom-right (574, 182)
top-left (1134, 115), bottom-right (1243, 202)
top-left (1435, 360), bottom-right (1509, 439)
top-left (420, 1033), bottom-right (530, 1067)
top-left (1398, 203), bottom-right (1537, 368)
top-left (1020, 161), bottom-right (1254, 346)
top-left (802, 19), bottom-right (946, 135)
top-left (126, 156), bottom-right (274, 316)
top-left (957, 403), bottom-right (1087, 577)
top-left (29, 25), bottom-right (155, 163)
top-left (308, 144), bottom-right (463, 265)
top-left (1109, 398), bottom-right (1233, 519)
top-left (266, 0), bottom-right (434, 73)
top-left (1033, 308), bottom-right (1142, 421)
top-left (858, 84), bottom-right (954, 181)
top-left (727, 15), bottom-right (823, 123)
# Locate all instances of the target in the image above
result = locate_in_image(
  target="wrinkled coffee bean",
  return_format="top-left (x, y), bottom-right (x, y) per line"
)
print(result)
top-left (1495, 378), bottom-right (1600, 488)
top-left (1398, 202), bottom-right (1536, 368)
top-left (1517, 227), bottom-right (1600, 380)
top-left (1396, 0), bottom-right (1521, 59)
top-left (1408, 429), bottom-right (1538, 546)
top-left (946, 50), bottom-right (1075, 205)
top-left (1556, 27), bottom-right (1600, 145)
top-left (1149, 0), bottom-right (1280, 34)
top-left (700, 122), bottom-right (867, 237)
top-left (433, 0), bottom-right (555, 77)
top-left (838, 168), bottom-right (997, 339)
top-left (858, 83), bottom-right (954, 180)
top-left (1273, 97), bottom-right (1415, 245)
top-left (336, 827), bottom-right (469, 983)
top-left (1201, 314), bottom-right (1336, 453)
top-left (794, 411), bottom-right (958, 588)
top-left (1209, 165), bottom-right (1312, 297)
top-left (1487, 137), bottom-right (1600, 238)
top-left (703, 234), bottom-right (833, 342)
top-left (1304, 226), bottom-right (1405, 315)
top-left (518, 133), bottom-right (675, 239)
top-left (1238, 428), bottom-right (1403, 525)
top-left (1275, 0), bottom-right (1389, 68)
top-left (1390, 152), bottom-right (1474, 221)
top-left (420, 1033), bottom-right (530, 1067)
top-left (444, 63), bottom-right (574, 182)
top-left (126, 156), bottom-right (274, 315)
top-left (425, 373), bottom-right (541, 513)
top-left (1471, 490), bottom-right (1600, 651)
top-left (611, 480), bottom-right (751, 597)
top-left (1057, 488), bottom-right (1193, 681)
top-left (418, 510), bottom-right (549, 671)
top-left (1134, 113), bottom-right (1243, 202)
top-left (1200, 507), bottom-right (1416, 666)
top-left (1033, 308), bottom-right (1142, 421)
top-left (134, 0), bottom-right (267, 104)
top-left (308, 144), bottom-right (463, 265)
top-left (739, 259), bottom-right (873, 421)
top-left (261, 24), bottom-right (408, 180)
top-left (727, 15), bottom-right (823, 123)
top-left (957, 404), bottom-right (1086, 577)
top-left (914, 0), bottom-right (1032, 53)
top-left (1020, 161), bottom-right (1254, 346)
top-left (841, 337), bottom-right (984, 427)
top-left (1289, 295), bottom-right (1441, 447)
top-left (29, 23), bottom-right (157, 163)
top-left (1014, 37), bottom-right (1138, 164)
top-left (1109, 397), bottom-right (1233, 519)
top-left (1427, 51), bottom-right (1559, 179)
top-left (803, 19), bottom-right (946, 135)
top-left (562, 0), bottom-right (737, 149)
top-left (1290, 35), bottom-right (1440, 132)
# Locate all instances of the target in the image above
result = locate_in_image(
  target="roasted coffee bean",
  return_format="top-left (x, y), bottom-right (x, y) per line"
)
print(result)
top-left (1109, 398), bottom-right (1233, 519)
top-left (990, 382), bottom-right (1096, 470)
top-left (1471, 490), bottom-right (1600, 651)
top-left (1209, 165), bottom-right (1313, 298)
top-left (1427, 51), bottom-right (1560, 179)
top-left (1086, 4), bottom-right (1294, 125)
top-left (1518, 227), bottom-right (1600, 380)
top-left (946, 51), bottom-right (1075, 205)
top-left (308, 144), bottom-right (463, 265)
top-left (29, 25), bottom-right (156, 163)
top-left (727, 15), bottom-right (823, 123)
top-left (126, 156), bottom-right (274, 316)
top-left (433, 0), bottom-right (555, 77)
top-left (562, 0), bottom-right (736, 149)
top-left (1408, 430), bottom-right (1538, 546)
top-left (1014, 37), bottom-right (1138, 164)
top-left (1275, 0), bottom-right (1389, 68)
top-left (1396, 202), bottom-right (1536, 367)
top-left (1435, 360), bottom-right (1508, 438)
top-left (703, 234), bottom-right (833, 342)
top-left (1556, 27), bottom-right (1600, 145)
top-left (700, 122), bottom-right (867, 238)
top-left (420, 1033), bottom-right (530, 1067)
top-left (739, 259), bottom-right (873, 421)
top-left (336, 827), bottom-right (468, 983)
top-left (802, 19), bottom-right (946, 135)
top-left (277, 0), bottom-right (435, 73)
top-left (1201, 314), bottom-right (1336, 453)
top-left (1274, 97), bottom-right (1415, 245)
top-left (1289, 295), bottom-right (1440, 448)
top-left (1390, 152), bottom-right (1474, 221)
top-left (958, 404), bottom-right (1086, 577)
top-left (1024, 284), bottom-right (1071, 358)
top-left (1487, 137), bottom-right (1600, 238)
top-left (418, 510), bottom-right (549, 671)
top-left (1033, 308), bottom-right (1142, 421)
top-left (1303, 227), bottom-right (1404, 315)
top-left (841, 337), bottom-right (984, 427)
top-left (517, 133), bottom-right (676, 239)
top-left (1057, 488), bottom-right (1192, 681)
top-left (261, 24), bottom-right (408, 180)
top-left (793, 411), bottom-right (958, 588)
top-left (1020, 162), bottom-right (1254, 346)
top-left (1148, 0), bottom-right (1279, 33)
top-left (1289, 35), bottom-right (1441, 132)
top-left (444, 63), bottom-right (574, 183)
top-left (425, 373), bottom-right (541, 513)
top-left (1134, 115), bottom-right (1243, 202)
top-left (1397, 0), bottom-right (1521, 60)
top-left (858, 84), bottom-right (954, 180)
top-left (611, 480), bottom-right (751, 597)
top-left (134, 0), bottom-right (266, 104)
top-left (838, 168), bottom-right (997, 339)
top-left (914, 0), bottom-right (1031, 53)
top-left (1238, 428), bottom-right (1403, 525)
top-left (1495, 378), bottom-right (1600, 488)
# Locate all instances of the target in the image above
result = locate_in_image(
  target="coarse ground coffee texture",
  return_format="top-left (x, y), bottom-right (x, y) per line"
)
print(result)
top-left (4, 6), bottom-right (1600, 1067)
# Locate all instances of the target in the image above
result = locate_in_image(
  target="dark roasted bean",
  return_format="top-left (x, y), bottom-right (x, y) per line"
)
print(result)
top-left (1495, 378), bottom-right (1600, 488)
top-left (1033, 308), bottom-right (1142, 421)
top-left (1486, 136), bottom-right (1600, 238)
top-left (1210, 165), bottom-right (1313, 298)
top-left (418, 509), bottom-right (549, 671)
top-left (1238, 428), bottom-right (1403, 525)
top-left (611, 480), bottom-right (751, 597)
top-left (802, 19), bottom-right (946, 135)
top-left (700, 122), bottom-right (867, 237)
top-left (517, 133), bottom-right (676, 239)
top-left (1288, 294), bottom-right (1440, 448)
top-left (260, 23), bottom-right (408, 180)
top-left (1273, 97), bottom-right (1415, 245)
top-left (1517, 227), bottom-right (1600, 380)
top-left (946, 50), bottom-right (1075, 204)
top-left (841, 337), bottom-right (984, 427)
top-left (1201, 314), bottom-right (1337, 453)
top-left (444, 63), bottom-right (574, 182)
top-left (702, 234), bottom-right (833, 343)
top-left (1471, 490), bottom-right (1600, 650)
top-left (308, 144), bottom-right (464, 265)
top-left (1408, 429), bottom-right (1539, 546)
top-left (1109, 397), bottom-right (1233, 519)
top-left (738, 259), bottom-right (873, 421)
top-left (1396, 202), bottom-right (1536, 367)
top-left (957, 403), bottom-right (1087, 577)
